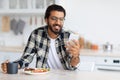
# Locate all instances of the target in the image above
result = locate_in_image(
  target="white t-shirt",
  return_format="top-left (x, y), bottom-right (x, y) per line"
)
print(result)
top-left (47, 38), bottom-right (64, 70)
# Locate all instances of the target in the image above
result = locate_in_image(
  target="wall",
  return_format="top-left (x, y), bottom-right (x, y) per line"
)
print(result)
top-left (60, 0), bottom-right (120, 47)
top-left (1, 0), bottom-right (120, 47)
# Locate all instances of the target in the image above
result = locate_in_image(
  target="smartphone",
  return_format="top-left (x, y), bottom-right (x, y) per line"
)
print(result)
top-left (68, 33), bottom-right (80, 46)
top-left (69, 33), bottom-right (79, 41)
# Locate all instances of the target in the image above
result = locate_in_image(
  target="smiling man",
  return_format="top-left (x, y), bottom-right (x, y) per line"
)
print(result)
top-left (1, 4), bottom-right (80, 73)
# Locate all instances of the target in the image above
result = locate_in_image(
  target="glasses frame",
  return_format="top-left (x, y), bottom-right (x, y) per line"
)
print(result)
top-left (50, 16), bottom-right (65, 22)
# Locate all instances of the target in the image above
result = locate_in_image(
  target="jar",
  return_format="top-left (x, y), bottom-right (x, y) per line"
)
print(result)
top-left (103, 42), bottom-right (113, 52)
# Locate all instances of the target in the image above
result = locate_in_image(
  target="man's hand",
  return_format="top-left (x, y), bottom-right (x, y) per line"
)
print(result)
top-left (66, 39), bottom-right (80, 66)
top-left (1, 60), bottom-right (20, 73)
top-left (1, 60), bottom-right (9, 73)
top-left (66, 39), bottom-right (80, 56)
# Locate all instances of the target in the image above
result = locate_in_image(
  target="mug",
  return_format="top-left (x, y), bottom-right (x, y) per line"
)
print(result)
top-left (7, 62), bottom-right (18, 74)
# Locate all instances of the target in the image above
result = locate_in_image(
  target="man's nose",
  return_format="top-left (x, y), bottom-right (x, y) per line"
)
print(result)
top-left (55, 19), bottom-right (61, 24)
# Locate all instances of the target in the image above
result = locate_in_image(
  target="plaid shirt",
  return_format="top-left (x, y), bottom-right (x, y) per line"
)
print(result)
top-left (14, 26), bottom-right (77, 70)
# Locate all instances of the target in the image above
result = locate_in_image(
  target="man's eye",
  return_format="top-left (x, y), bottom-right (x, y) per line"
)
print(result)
top-left (52, 17), bottom-right (57, 20)
top-left (51, 17), bottom-right (65, 22)
top-left (59, 18), bottom-right (64, 21)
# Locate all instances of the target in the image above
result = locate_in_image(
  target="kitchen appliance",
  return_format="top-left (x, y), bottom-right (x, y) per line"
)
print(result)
top-left (96, 57), bottom-right (120, 71)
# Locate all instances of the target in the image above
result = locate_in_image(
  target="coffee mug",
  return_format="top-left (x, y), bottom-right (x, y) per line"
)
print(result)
top-left (7, 62), bottom-right (18, 74)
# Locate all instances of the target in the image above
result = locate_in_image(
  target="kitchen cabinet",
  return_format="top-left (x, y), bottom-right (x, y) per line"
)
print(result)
top-left (0, 0), bottom-right (59, 15)
top-left (0, 0), bottom-right (59, 47)
top-left (80, 49), bottom-right (120, 71)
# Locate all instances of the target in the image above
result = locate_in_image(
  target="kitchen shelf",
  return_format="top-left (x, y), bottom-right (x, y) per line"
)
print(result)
top-left (0, 0), bottom-right (58, 15)
top-left (0, 9), bottom-right (45, 15)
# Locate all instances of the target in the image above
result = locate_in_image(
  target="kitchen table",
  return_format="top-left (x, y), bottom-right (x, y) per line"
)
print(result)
top-left (0, 69), bottom-right (120, 80)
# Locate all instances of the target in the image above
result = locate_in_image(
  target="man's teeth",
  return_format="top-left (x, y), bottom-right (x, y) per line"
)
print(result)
top-left (55, 26), bottom-right (60, 29)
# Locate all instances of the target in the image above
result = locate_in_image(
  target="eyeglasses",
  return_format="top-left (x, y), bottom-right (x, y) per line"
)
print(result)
top-left (50, 16), bottom-right (65, 22)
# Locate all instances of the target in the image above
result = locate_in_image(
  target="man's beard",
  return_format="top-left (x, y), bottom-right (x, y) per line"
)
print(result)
top-left (48, 24), bottom-right (62, 35)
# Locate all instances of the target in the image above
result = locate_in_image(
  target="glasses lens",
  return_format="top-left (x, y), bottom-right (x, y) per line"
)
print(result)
top-left (51, 16), bottom-right (65, 22)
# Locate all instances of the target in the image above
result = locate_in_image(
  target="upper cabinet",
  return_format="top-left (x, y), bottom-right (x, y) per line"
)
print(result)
top-left (0, 0), bottom-right (59, 15)
top-left (0, 0), bottom-right (59, 48)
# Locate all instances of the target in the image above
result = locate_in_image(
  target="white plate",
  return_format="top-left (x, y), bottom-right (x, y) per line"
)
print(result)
top-left (24, 71), bottom-right (49, 75)
top-left (23, 68), bottom-right (50, 75)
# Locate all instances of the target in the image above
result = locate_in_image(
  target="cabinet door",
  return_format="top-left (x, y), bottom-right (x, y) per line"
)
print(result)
top-left (78, 56), bottom-right (96, 71)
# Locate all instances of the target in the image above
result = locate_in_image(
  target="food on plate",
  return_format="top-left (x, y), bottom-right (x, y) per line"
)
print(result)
top-left (24, 68), bottom-right (50, 73)
top-left (24, 68), bottom-right (35, 71)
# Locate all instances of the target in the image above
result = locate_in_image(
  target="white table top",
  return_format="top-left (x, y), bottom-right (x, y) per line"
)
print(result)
top-left (0, 69), bottom-right (120, 80)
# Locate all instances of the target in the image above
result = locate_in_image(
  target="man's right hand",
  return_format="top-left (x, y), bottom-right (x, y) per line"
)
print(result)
top-left (1, 60), bottom-right (9, 73)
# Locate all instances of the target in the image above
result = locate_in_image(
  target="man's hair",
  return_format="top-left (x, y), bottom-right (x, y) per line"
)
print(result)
top-left (44, 4), bottom-right (66, 19)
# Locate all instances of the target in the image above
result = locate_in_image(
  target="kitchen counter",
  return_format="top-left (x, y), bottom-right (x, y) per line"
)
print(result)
top-left (0, 69), bottom-right (120, 80)
top-left (80, 49), bottom-right (120, 57)
top-left (1, 46), bottom-right (120, 57)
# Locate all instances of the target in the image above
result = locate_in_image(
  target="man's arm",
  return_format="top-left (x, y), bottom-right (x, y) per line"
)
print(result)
top-left (14, 31), bottom-right (36, 69)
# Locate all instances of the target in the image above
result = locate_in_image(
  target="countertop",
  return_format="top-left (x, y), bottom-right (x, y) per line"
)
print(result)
top-left (1, 46), bottom-right (120, 57)
top-left (0, 69), bottom-right (120, 80)
top-left (80, 49), bottom-right (120, 57)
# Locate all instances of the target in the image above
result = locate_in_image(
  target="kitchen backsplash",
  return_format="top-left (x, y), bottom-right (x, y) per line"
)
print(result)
top-left (0, 15), bottom-right (46, 47)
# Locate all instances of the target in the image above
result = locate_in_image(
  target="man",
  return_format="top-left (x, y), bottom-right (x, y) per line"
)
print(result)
top-left (1, 4), bottom-right (80, 73)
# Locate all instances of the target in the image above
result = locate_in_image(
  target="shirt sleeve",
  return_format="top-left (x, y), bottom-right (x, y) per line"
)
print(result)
top-left (65, 54), bottom-right (79, 70)
top-left (13, 31), bottom-right (37, 69)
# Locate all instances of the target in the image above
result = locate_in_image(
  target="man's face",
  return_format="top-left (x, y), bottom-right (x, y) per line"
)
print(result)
top-left (46, 11), bottom-right (65, 35)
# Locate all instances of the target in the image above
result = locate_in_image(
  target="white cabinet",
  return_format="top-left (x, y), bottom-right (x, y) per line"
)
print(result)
top-left (79, 49), bottom-right (120, 71)
top-left (80, 55), bottom-right (120, 71)
top-left (95, 56), bottom-right (120, 71)
top-left (78, 56), bottom-right (96, 71)
top-left (0, 0), bottom-right (58, 15)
